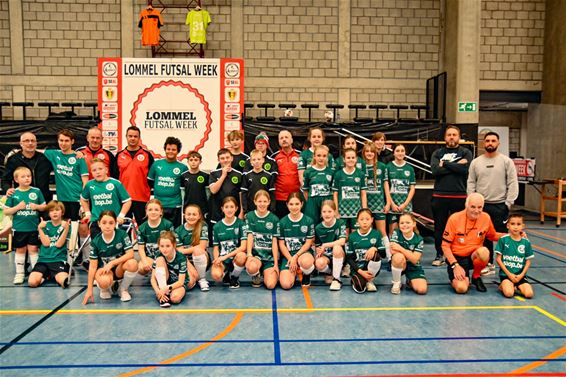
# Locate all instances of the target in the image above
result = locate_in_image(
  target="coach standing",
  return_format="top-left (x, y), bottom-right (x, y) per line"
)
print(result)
top-left (271, 130), bottom-right (301, 218)
top-left (430, 125), bottom-right (472, 266)
top-left (116, 126), bottom-right (154, 224)
top-left (467, 131), bottom-right (518, 275)
top-left (76, 126), bottom-right (118, 179)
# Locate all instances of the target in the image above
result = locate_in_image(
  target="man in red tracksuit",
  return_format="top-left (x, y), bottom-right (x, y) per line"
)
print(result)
top-left (271, 130), bottom-right (301, 219)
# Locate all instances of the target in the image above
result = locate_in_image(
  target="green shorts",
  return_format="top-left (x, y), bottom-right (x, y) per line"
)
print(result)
top-left (373, 212), bottom-right (386, 221)
top-left (405, 265), bottom-right (426, 281)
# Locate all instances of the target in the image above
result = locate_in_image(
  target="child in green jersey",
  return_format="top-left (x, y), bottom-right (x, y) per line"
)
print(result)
top-left (332, 148), bottom-right (368, 231)
top-left (298, 127), bottom-right (334, 187)
top-left (346, 208), bottom-right (385, 293)
top-left (386, 144), bottom-right (416, 234)
top-left (82, 211), bottom-right (138, 304)
top-left (278, 192), bottom-right (316, 289)
top-left (176, 204), bottom-right (210, 291)
top-left (4, 167), bottom-right (46, 284)
top-left (302, 145), bottom-right (334, 223)
top-left (495, 214), bottom-right (534, 299)
top-left (335, 135), bottom-right (366, 171)
top-left (362, 141), bottom-right (392, 260)
top-left (28, 201), bottom-right (70, 288)
top-left (211, 196), bottom-right (248, 289)
top-left (245, 190), bottom-right (280, 289)
top-left (314, 200), bottom-right (346, 291)
top-left (137, 199), bottom-right (175, 277)
top-left (152, 231), bottom-right (195, 307)
top-left (390, 213), bottom-right (427, 295)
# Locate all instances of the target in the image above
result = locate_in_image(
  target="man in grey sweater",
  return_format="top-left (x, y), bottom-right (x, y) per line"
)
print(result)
top-left (467, 131), bottom-right (518, 275)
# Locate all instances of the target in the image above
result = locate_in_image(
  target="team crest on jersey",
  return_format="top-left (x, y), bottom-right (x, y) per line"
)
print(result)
top-left (266, 222), bottom-right (274, 230)
top-left (234, 228), bottom-right (239, 236)
top-left (300, 225), bottom-right (308, 233)
top-left (326, 175), bottom-right (332, 181)
top-left (137, 155), bottom-right (145, 161)
top-left (106, 183), bottom-right (115, 191)
top-left (29, 192), bottom-right (38, 200)
top-left (97, 154), bottom-right (105, 160)
top-left (68, 157), bottom-right (76, 165)
top-left (260, 177), bottom-right (268, 185)
top-left (354, 177), bottom-right (360, 183)
top-left (291, 156), bottom-right (299, 164)
top-left (173, 168), bottom-right (181, 175)
top-left (264, 163), bottom-right (272, 170)
top-left (518, 245), bottom-right (525, 254)
top-left (197, 176), bottom-right (205, 183)
top-left (377, 169), bottom-right (382, 175)
top-left (404, 170), bottom-right (410, 177)
top-left (239, 160), bottom-right (246, 168)
top-left (370, 238), bottom-right (377, 244)
top-left (231, 176), bottom-right (239, 184)
top-left (116, 243), bottom-right (123, 249)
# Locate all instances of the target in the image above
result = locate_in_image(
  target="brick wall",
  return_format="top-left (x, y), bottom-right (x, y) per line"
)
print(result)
top-left (480, 0), bottom-right (545, 85)
top-left (0, 1), bottom-right (10, 75)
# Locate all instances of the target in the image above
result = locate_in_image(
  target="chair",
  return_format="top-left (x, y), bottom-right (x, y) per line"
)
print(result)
top-left (368, 104), bottom-right (394, 122)
top-left (539, 179), bottom-right (566, 227)
top-left (11, 102), bottom-right (34, 120)
top-left (243, 103), bottom-right (254, 122)
top-left (301, 103), bottom-right (319, 122)
top-left (326, 104), bottom-right (344, 122)
top-left (278, 103), bottom-right (298, 122)
top-left (256, 103), bottom-right (276, 122)
top-left (348, 104), bottom-right (373, 123)
top-left (38, 102), bottom-right (60, 117)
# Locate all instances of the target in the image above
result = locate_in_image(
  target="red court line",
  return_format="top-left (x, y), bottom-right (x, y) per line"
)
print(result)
top-left (551, 292), bottom-right (566, 302)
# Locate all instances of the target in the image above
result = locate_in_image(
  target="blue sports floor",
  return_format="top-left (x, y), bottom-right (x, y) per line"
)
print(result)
top-left (0, 221), bottom-right (565, 377)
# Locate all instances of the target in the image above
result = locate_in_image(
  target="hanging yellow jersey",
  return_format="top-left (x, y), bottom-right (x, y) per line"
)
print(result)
top-left (186, 9), bottom-right (211, 44)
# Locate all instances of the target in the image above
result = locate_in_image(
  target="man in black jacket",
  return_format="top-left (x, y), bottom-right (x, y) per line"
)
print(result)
top-left (2, 132), bottom-right (53, 203)
top-left (430, 125), bottom-right (472, 266)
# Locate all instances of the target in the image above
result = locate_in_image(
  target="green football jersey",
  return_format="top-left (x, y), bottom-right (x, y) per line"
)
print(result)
top-left (366, 161), bottom-right (388, 213)
top-left (277, 213), bottom-right (315, 256)
top-left (153, 250), bottom-right (189, 285)
top-left (346, 228), bottom-right (384, 271)
top-left (175, 222), bottom-right (209, 247)
top-left (335, 156), bottom-right (366, 172)
top-left (81, 178), bottom-right (131, 222)
top-left (137, 218), bottom-right (175, 259)
top-left (315, 218), bottom-right (347, 246)
top-left (246, 210), bottom-right (279, 262)
top-left (390, 229), bottom-right (424, 267)
top-left (495, 235), bottom-right (534, 278)
top-left (213, 218), bottom-right (247, 257)
top-left (302, 165), bottom-right (334, 197)
top-left (89, 228), bottom-right (133, 265)
top-left (332, 168), bottom-right (367, 218)
top-left (6, 187), bottom-right (45, 232)
top-left (386, 161), bottom-right (416, 212)
top-left (298, 148), bottom-right (335, 171)
top-left (148, 159), bottom-right (188, 208)
top-left (44, 149), bottom-right (89, 201)
top-left (37, 221), bottom-right (69, 263)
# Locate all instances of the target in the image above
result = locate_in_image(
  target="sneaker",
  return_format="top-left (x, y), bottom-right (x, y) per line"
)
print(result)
top-left (341, 264), bottom-right (351, 277)
top-left (385, 259), bottom-right (392, 272)
top-left (160, 300), bottom-right (171, 308)
top-left (391, 281), bottom-right (402, 295)
top-left (251, 274), bottom-right (262, 288)
top-left (62, 277), bottom-right (70, 289)
top-left (99, 288), bottom-right (112, 299)
top-left (229, 276), bottom-right (240, 289)
top-left (198, 279), bottom-right (210, 292)
top-left (481, 263), bottom-right (496, 276)
top-left (432, 257), bottom-right (445, 267)
top-left (329, 279), bottom-right (342, 291)
top-left (472, 277), bottom-right (487, 292)
top-left (324, 274), bottom-right (333, 285)
top-left (111, 280), bottom-right (120, 295)
top-left (222, 271), bottom-right (231, 285)
top-left (301, 273), bottom-right (311, 287)
top-left (81, 260), bottom-right (90, 272)
top-left (119, 289), bottom-right (132, 302)
top-left (366, 281), bottom-right (377, 292)
top-left (13, 273), bottom-right (25, 285)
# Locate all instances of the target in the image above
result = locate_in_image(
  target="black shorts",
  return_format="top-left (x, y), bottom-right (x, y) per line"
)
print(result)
top-left (447, 255), bottom-right (473, 282)
top-left (89, 221), bottom-right (102, 239)
top-left (500, 276), bottom-right (529, 286)
top-left (12, 231), bottom-right (40, 248)
top-left (62, 201), bottom-right (81, 221)
top-left (32, 261), bottom-right (69, 279)
top-left (163, 207), bottom-right (182, 228)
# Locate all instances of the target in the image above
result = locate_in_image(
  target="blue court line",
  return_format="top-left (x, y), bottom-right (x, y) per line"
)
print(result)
top-left (1, 358), bottom-right (565, 370)
top-left (527, 227), bottom-right (566, 232)
top-left (3, 335), bottom-right (564, 347)
top-left (271, 289), bottom-right (281, 365)
top-left (529, 233), bottom-right (566, 246)
top-left (533, 249), bottom-right (566, 264)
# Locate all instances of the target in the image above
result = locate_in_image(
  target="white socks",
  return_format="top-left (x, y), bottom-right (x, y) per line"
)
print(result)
top-left (119, 271), bottom-right (137, 292)
top-left (320, 265), bottom-right (331, 275)
top-left (391, 266), bottom-right (403, 283)
top-left (382, 236), bottom-right (391, 260)
top-left (155, 266), bottom-right (167, 289)
top-left (332, 257), bottom-right (344, 280)
top-left (15, 253), bottom-right (25, 274)
top-left (367, 260), bottom-right (382, 277)
top-left (29, 253), bottom-right (39, 269)
top-left (192, 254), bottom-right (207, 280)
top-left (231, 263), bottom-right (244, 278)
top-left (300, 264), bottom-right (315, 275)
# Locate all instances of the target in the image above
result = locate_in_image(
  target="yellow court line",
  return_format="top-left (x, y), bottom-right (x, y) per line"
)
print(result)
top-left (514, 296), bottom-right (526, 302)
top-left (532, 305), bottom-right (566, 327)
top-left (509, 344), bottom-right (566, 375)
top-left (114, 312), bottom-right (244, 377)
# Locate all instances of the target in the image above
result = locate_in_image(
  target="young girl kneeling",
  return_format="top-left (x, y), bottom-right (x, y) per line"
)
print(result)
top-left (314, 200), bottom-right (346, 291)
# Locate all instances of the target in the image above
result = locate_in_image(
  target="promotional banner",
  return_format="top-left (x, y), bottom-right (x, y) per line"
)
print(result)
top-left (98, 58), bottom-right (244, 170)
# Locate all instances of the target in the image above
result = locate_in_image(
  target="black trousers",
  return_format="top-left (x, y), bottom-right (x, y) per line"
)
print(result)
top-left (483, 202), bottom-right (509, 263)
top-left (432, 196), bottom-right (466, 258)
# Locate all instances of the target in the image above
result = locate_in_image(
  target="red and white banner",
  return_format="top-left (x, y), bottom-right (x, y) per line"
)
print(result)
top-left (98, 58), bottom-right (244, 170)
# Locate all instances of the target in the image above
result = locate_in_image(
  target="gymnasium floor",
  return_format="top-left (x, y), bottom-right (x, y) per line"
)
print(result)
top-left (0, 220), bottom-right (564, 377)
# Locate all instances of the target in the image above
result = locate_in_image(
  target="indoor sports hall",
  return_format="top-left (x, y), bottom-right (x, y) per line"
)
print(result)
top-left (1, 0), bottom-right (565, 376)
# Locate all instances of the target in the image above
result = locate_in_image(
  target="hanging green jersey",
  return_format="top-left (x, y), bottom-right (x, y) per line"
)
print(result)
top-left (346, 228), bottom-right (384, 271)
top-left (302, 165), bottom-right (334, 197)
top-left (6, 187), bottom-right (45, 232)
top-left (153, 250), bottom-right (190, 285)
top-left (44, 149), bottom-right (89, 201)
top-left (81, 178), bottom-right (131, 222)
top-left (137, 218), bottom-right (175, 259)
top-left (89, 228), bottom-right (133, 265)
top-left (148, 159), bottom-right (188, 208)
top-left (366, 161), bottom-right (388, 213)
top-left (298, 148), bottom-right (335, 171)
top-left (386, 161), bottom-right (416, 212)
top-left (38, 221), bottom-right (69, 263)
top-left (246, 210), bottom-right (279, 262)
top-left (335, 155), bottom-right (366, 172)
top-left (175, 222), bottom-right (209, 248)
top-left (495, 235), bottom-right (534, 278)
top-left (213, 218), bottom-right (247, 257)
top-left (277, 213), bottom-right (315, 256)
top-left (332, 168), bottom-right (367, 218)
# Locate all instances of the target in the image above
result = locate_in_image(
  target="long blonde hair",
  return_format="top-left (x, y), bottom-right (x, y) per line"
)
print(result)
top-left (362, 141), bottom-right (378, 188)
top-left (185, 204), bottom-right (205, 247)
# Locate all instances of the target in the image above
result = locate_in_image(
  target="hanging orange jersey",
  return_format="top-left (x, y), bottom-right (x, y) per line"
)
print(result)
top-left (138, 8), bottom-right (164, 47)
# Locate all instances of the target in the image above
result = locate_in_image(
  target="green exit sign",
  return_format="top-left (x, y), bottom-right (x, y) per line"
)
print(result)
top-left (458, 102), bottom-right (477, 112)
